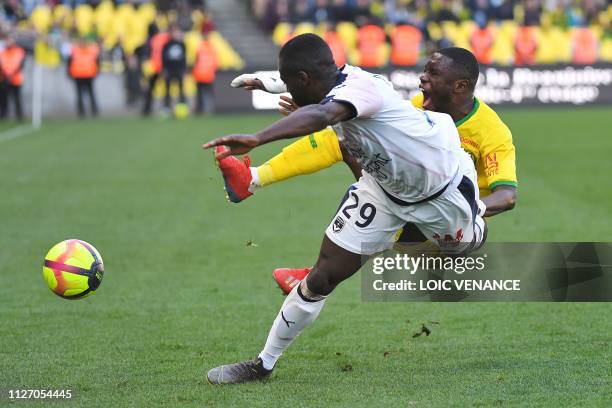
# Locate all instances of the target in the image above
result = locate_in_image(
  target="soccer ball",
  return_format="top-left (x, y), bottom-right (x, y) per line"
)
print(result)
top-left (174, 103), bottom-right (190, 120)
top-left (42, 239), bottom-right (104, 300)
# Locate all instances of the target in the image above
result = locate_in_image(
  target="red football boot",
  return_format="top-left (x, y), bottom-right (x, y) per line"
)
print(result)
top-left (214, 146), bottom-right (253, 203)
top-left (273, 267), bottom-right (312, 295)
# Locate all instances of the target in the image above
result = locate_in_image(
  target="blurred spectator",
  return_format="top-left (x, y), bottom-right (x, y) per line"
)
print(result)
top-left (312, 0), bottom-right (330, 24)
top-left (142, 25), bottom-right (170, 116)
top-left (330, 0), bottom-right (352, 23)
top-left (263, 0), bottom-right (291, 31)
top-left (514, 26), bottom-right (538, 65)
top-left (385, 0), bottom-right (417, 26)
top-left (390, 24), bottom-right (422, 66)
top-left (492, 0), bottom-right (514, 20)
top-left (200, 11), bottom-right (216, 34)
top-left (432, 0), bottom-right (460, 23)
top-left (471, 0), bottom-right (492, 27)
top-left (161, 24), bottom-right (187, 110)
top-left (572, 27), bottom-right (598, 64)
top-left (323, 23), bottom-right (347, 66)
top-left (471, 22), bottom-right (494, 64)
top-left (192, 32), bottom-right (217, 114)
top-left (357, 23), bottom-right (387, 67)
top-left (124, 51), bottom-right (142, 107)
top-left (353, 0), bottom-right (376, 25)
top-left (0, 35), bottom-right (25, 120)
top-left (1, 0), bottom-right (26, 24)
top-left (523, 0), bottom-right (542, 26)
top-left (291, 0), bottom-right (312, 24)
top-left (68, 36), bottom-right (100, 118)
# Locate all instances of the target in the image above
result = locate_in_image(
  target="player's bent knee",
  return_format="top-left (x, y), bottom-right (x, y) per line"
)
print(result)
top-left (305, 269), bottom-right (335, 297)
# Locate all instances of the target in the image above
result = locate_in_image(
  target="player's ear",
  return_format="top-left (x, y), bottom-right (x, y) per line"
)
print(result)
top-left (455, 79), bottom-right (469, 93)
top-left (296, 71), bottom-right (309, 85)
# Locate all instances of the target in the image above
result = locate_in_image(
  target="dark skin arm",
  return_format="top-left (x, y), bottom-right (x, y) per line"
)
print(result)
top-left (482, 185), bottom-right (517, 217)
top-left (277, 95), bottom-right (362, 180)
top-left (203, 102), bottom-right (353, 158)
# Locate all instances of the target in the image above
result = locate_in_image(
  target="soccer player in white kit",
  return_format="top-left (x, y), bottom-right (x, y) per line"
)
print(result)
top-left (203, 34), bottom-right (485, 384)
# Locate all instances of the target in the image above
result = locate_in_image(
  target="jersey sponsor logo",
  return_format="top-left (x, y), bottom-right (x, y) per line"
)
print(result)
top-left (362, 153), bottom-right (391, 182)
top-left (485, 152), bottom-right (499, 176)
top-left (460, 137), bottom-right (479, 149)
top-left (345, 142), bottom-right (391, 182)
top-left (332, 216), bottom-right (345, 233)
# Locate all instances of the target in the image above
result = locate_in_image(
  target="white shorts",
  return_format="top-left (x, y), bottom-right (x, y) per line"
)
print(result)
top-left (325, 167), bottom-right (485, 256)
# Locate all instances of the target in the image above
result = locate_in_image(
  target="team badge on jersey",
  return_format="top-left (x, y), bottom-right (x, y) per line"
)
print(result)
top-left (332, 216), bottom-right (345, 233)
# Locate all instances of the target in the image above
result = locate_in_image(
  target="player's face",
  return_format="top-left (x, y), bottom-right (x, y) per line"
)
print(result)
top-left (419, 53), bottom-right (457, 112)
top-left (279, 61), bottom-right (320, 107)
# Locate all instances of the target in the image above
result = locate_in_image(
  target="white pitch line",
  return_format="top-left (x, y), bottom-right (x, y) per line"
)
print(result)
top-left (0, 124), bottom-right (38, 144)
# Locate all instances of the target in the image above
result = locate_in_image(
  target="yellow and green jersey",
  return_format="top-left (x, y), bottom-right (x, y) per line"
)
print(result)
top-left (411, 94), bottom-right (518, 197)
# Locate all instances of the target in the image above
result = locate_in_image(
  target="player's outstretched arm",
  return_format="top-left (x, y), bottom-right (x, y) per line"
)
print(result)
top-left (482, 186), bottom-right (517, 217)
top-left (203, 102), bottom-right (353, 158)
top-left (231, 72), bottom-right (287, 93)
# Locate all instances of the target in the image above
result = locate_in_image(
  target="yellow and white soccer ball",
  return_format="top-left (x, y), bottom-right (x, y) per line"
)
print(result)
top-left (174, 103), bottom-right (190, 120)
top-left (42, 239), bottom-right (104, 300)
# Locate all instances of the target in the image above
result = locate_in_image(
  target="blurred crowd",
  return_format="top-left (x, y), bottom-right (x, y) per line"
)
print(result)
top-left (0, 0), bottom-right (244, 119)
top-left (1, 1), bottom-right (611, 120)
top-left (251, 0), bottom-right (610, 29)
top-left (251, 0), bottom-right (612, 66)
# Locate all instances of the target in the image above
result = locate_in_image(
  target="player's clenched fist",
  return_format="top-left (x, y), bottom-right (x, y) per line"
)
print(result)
top-left (203, 134), bottom-right (260, 158)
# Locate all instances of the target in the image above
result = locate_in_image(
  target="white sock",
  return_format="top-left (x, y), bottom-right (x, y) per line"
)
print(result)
top-left (248, 167), bottom-right (260, 193)
top-left (258, 282), bottom-right (326, 370)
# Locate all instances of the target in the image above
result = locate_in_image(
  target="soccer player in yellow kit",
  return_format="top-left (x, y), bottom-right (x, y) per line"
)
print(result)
top-left (216, 48), bottom-right (517, 293)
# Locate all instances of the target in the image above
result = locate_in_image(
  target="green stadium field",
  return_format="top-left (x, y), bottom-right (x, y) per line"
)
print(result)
top-left (1, 108), bottom-right (611, 407)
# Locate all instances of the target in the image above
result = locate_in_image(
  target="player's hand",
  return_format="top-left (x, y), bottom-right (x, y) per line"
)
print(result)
top-left (203, 134), bottom-right (260, 159)
top-left (230, 75), bottom-right (265, 91)
top-left (477, 200), bottom-right (487, 217)
top-left (278, 95), bottom-right (299, 116)
top-left (230, 73), bottom-right (287, 94)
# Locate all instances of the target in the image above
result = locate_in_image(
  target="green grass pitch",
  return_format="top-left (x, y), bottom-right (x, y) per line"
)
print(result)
top-left (0, 108), bottom-right (611, 407)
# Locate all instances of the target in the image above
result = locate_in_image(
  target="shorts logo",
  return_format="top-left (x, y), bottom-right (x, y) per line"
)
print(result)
top-left (332, 216), bottom-right (345, 233)
top-left (433, 229), bottom-right (463, 245)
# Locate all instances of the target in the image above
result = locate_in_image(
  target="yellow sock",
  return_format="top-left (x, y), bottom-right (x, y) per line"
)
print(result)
top-left (256, 127), bottom-right (343, 187)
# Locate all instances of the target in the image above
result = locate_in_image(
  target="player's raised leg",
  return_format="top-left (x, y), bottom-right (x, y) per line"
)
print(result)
top-left (214, 129), bottom-right (345, 203)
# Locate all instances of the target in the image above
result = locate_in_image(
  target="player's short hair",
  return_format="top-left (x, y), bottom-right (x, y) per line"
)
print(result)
top-left (438, 47), bottom-right (480, 90)
top-left (279, 33), bottom-right (337, 80)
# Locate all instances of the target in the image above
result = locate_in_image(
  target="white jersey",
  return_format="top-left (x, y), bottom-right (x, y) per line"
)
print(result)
top-left (326, 65), bottom-right (464, 202)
